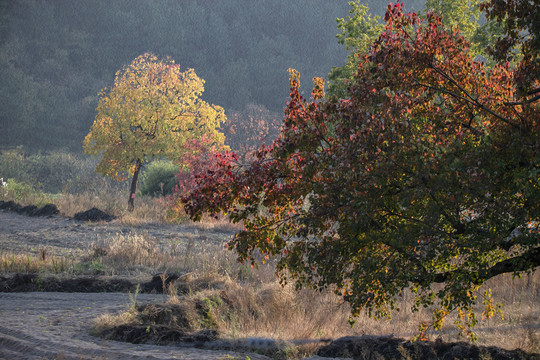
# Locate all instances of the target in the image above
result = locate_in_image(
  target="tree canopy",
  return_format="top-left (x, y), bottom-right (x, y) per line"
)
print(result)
top-left (184, 3), bottom-right (539, 338)
top-left (327, 0), bottom-right (507, 100)
top-left (83, 53), bottom-right (225, 210)
top-left (327, 1), bottom-right (384, 99)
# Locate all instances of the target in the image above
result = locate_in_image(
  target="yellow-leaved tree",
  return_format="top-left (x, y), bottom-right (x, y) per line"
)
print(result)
top-left (83, 53), bottom-right (226, 211)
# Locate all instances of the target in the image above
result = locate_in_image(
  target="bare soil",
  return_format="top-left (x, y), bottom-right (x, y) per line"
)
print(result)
top-left (0, 292), bottom-right (276, 360)
top-left (0, 206), bottom-right (234, 257)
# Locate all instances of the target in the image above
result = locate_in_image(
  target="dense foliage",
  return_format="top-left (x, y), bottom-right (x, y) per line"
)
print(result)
top-left (139, 160), bottom-right (180, 197)
top-left (328, 0), bottom-right (506, 99)
top-left (185, 3), bottom-right (539, 338)
top-left (165, 104), bottom-right (282, 221)
top-left (327, 2), bottom-right (384, 99)
top-left (166, 137), bottom-right (223, 220)
top-left (0, 147), bottom-right (105, 194)
top-left (83, 53), bottom-right (225, 210)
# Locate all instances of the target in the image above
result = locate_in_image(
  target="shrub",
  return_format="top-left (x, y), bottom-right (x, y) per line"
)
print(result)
top-left (0, 148), bottom-right (115, 195)
top-left (0, 147), bottom-right (32, 185)
top-left (27, 151), bottom-right (82, 193)
top-left (139, 160), bottom-right (180, 197)
top-left (1, 178), bottom-right (52, 206)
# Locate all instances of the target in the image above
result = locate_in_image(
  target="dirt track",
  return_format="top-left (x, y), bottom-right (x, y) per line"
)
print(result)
top-left (0, 209), bottom-right (234, 256)
top-left (1, 210), bottom-right (539, 360)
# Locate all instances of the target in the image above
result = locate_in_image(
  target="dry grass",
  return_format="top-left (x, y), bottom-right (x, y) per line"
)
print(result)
top-left (85, 229), bottom-right (539, 354)
top-left (55, 192), bottom-right (167, 225)
top-left (53, 189), bottom-right (245, 228)
top-left (0, 176), bottom-right (169, 225)
top-left (0, 212), bottom-right (536, 354)
top-left (0, 248), bottom-right (76, 274)
top-left (1, 210), bottom-right (537, 354)
top-left (91, 310), bottom-right (140, 337)
top-left (90, 269), bottom-right (539, 359)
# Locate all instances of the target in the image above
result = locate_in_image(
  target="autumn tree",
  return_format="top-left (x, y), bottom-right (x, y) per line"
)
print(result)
top-left (165, 136), bottom-right (223, 221)
top-left (424, 0), bottom-right (508, 59)
top-left (165, 104), bottom-right (281, 221)
top-left (328, 0), bottom-right (507, 99)
top-left (184, 4), bottom-right (539, 338)
top-left (222, 104), bottom-right (282, 162)
top-left (83, 53), bottom-right (226, 211)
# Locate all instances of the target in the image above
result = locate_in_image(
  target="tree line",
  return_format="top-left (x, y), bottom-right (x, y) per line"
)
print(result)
top-left (1, 0), bottom-right (415, 152)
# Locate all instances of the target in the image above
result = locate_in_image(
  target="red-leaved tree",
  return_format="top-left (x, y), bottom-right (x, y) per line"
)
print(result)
top-left (184, 3), bottom-right (539, 338)
top-left (166, 135), bottom-right (226, 220)
top-left (222, 103), bottom-right (282, 162)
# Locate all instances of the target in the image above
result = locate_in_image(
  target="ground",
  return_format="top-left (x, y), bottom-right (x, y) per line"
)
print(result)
top-left (0, 292), bottom-right (275, 360)
top-left (0, 210), bottom-right (274, 360)
top-left (0, 209), bottom-right (538, 360)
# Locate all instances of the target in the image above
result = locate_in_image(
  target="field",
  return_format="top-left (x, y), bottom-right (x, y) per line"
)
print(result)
top-left (0, 161), bottom-right (538, 359)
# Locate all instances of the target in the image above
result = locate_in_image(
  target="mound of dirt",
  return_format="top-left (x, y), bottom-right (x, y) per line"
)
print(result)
top-left (317, 335), bottom-right (539, 360)
top-left (0, 200), bottom-right (59, 217)
top-left (99, 302), bottom-right (219, 345)
top-left (0, 273), bottom-right (135, 293)
top-left (102, 325), bottom-right (218, 346)
top-left (141, 273), bottom-right (181, 294)
top-left (73, 207), bottom-right (116, 222)
top-left (0, 273), bottom-right (196, 294)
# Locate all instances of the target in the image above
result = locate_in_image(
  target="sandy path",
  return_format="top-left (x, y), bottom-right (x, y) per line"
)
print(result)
top-left (0, 292), bottom-right (271, 360)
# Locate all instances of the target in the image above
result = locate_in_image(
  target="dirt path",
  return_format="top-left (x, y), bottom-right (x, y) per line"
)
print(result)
top-left (0, 292), bottom-right (272, 360)
top-left (2, 211), bottom-right (538, 360)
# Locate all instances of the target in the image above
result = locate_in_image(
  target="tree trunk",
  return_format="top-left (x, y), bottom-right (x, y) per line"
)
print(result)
top-left (127, 159), bottom-right (142, 212)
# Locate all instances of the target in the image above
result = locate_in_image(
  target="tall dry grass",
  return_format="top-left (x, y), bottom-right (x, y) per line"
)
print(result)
top-left (84, 229), bottom-right (539, 353)
top-left (1, 186), bottom-right (538, 352)
top-left (55, 191), bottom-right (167, 224)
top-left (0, 248), bottom-right (75, 274)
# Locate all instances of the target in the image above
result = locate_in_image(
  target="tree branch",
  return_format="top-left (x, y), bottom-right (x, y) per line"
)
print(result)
top-left (416, 82), bottom-right (522, 129)
top-left (431, 247), bottom-right (540, 284)
top-left (504, 93), bottom-right (540, 106)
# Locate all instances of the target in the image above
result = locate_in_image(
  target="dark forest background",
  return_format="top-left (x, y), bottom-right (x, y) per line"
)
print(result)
top-left (0, 0), bottom-right (425, 152)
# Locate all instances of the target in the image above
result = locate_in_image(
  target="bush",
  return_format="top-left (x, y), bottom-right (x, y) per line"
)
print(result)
top-left (0, 148), bottom-right (114, 195)
top-left (27, 151), bottom-right (82, 193)
top-left (0, 147), bottom-right (32, 185)
top-left (1, 178), bottom-right (52, 206)
top-left (139, 160), bottom-right (180, 197)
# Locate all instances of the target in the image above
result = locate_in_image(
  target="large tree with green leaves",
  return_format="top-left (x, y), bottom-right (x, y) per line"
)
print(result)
top-left (327, 1), bottom-right (384, 99)
top-left (83, 53), bottom-right (225, 211)
top-left (184, 3), bottom-right (539, 338)
top-left (328, 0), bottom-right (507, 100)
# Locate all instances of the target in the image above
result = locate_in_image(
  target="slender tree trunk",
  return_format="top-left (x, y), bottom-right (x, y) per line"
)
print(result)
top-left (127, 159), bottom-right (142, 212)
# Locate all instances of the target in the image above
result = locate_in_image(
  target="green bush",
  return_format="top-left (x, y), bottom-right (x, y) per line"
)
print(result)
top-left (27, 151), bottom-right (81, 193)
top-left (0, 148), bottom-right (116, 195)
top-left (0, 147), bottom-right (32, 185)
top-left (139, 160), bottom-right (180, 197)
top-left (2, 178), bottom-right (52, 206)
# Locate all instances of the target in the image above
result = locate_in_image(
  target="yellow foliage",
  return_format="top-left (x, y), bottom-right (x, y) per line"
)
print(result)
top-left (83, 53), bottom-right (226, 178)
